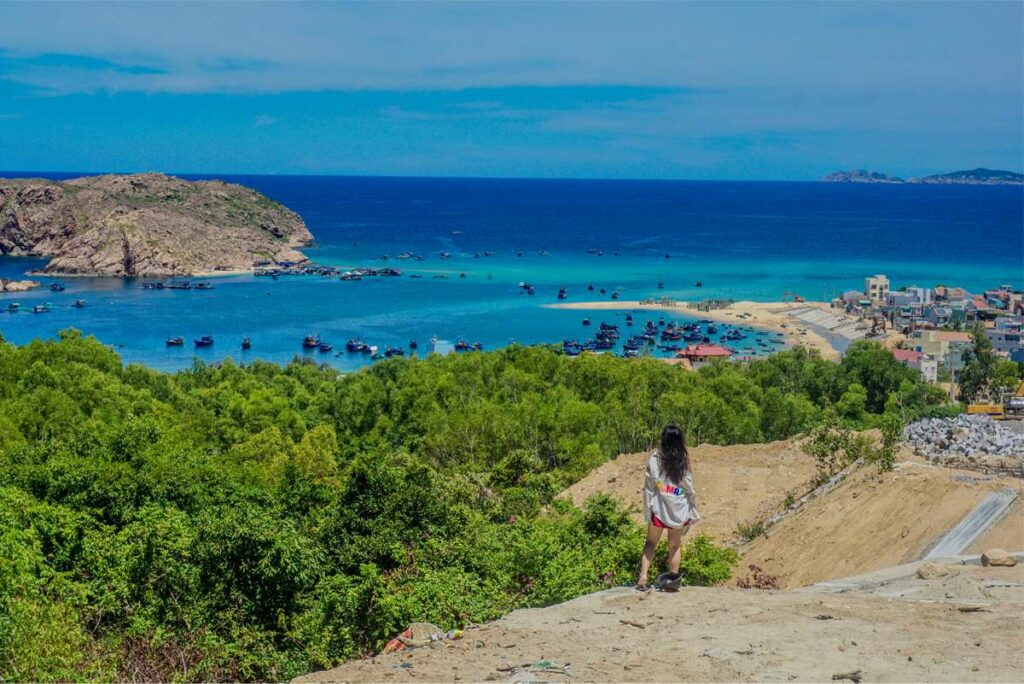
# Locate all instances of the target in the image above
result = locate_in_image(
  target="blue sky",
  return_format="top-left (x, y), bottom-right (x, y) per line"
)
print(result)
top-left (0, 1), bottom-right (1021, 180)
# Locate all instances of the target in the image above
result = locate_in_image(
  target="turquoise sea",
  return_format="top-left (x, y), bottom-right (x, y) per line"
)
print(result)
top-left (1, 175), bottom-right (1021, 371)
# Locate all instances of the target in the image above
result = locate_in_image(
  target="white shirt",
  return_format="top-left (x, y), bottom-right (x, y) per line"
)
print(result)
top-left (643, 451), bottom-right (701, 529)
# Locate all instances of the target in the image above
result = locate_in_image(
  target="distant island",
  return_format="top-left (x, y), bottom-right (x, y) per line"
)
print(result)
top-left (0, 173), bottom-right (313, 277)
top-left (822, 170), bottom-right (904, 184)
top-left (823, 167), bottom-right (1023, 185)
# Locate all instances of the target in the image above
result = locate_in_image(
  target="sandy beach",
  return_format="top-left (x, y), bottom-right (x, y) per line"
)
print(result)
top-left (545, 300), bottom-right (842, 360)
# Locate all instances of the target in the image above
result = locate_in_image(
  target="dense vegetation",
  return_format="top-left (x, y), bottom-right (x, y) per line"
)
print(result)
top-left (0, 331), bottom-right (952, 681)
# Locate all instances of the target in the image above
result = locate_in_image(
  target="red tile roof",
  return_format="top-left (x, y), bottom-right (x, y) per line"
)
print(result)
top-left (677, 344), bottom-right (733, 359)
top-left (891, 348), bottom-right (922, 363)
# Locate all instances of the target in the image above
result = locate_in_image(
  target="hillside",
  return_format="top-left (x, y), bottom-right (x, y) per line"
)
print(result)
top-left (301, 443), bottom-right (1024, 682)
top-left (560, 442), bottom-right (1023, 588)
top-left (0, 173), bottom-right (312, 276)
top-left (298, 558), bottom-right (1024, 683)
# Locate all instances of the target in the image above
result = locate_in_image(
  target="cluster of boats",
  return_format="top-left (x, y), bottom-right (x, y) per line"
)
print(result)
top-left (5, 300), bottom-right (87, 314)
top-left (141, 281), bottom-right (214, 291)
top-left (4, 302), bottom-right (52, 314)
top-left (561, 315), bottom-right (787, 359)
top-left (339, 267), bottom-right (403, 281)
top-left (165, 335), bottom-right (252, 349)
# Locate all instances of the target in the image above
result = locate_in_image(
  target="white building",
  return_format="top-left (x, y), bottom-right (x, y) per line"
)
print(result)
top-left (865, 274), bottom-right (890, 303)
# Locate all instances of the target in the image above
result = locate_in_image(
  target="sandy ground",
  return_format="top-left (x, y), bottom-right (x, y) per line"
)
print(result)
top-left (546, 300), bottom-right (841, 360)
top-left (560, 439), bottom-right (818, 544)
top-left (298, 561), bottom-right (1024, 683)
top-left (560, 442), bottom-right (1022, 589)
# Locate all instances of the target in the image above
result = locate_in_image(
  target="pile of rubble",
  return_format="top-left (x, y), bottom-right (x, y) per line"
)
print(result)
top-left (904, 415), bottom-right (1024, 468)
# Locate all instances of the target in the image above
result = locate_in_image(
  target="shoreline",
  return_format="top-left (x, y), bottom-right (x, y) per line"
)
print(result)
top-left (544, 300), bottom-right (843, 360)
top-left (27, 267), bottom-right (255, 279)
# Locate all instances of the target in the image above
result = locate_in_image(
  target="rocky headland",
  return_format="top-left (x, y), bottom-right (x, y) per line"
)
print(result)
top-left (0, 173), bottom-right (313, 277)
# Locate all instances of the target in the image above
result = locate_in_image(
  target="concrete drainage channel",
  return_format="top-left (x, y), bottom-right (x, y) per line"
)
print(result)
top-left (923, 489), bottom-right (1019, 560)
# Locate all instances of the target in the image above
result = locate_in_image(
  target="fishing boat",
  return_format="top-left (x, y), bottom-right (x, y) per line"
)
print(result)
top-left (657, 282), bottom-right (664, 289)
top-left (562, 340), bottom-right (583, 356)
top-left (454, 340), bottom-right (471, 351)
top-left (707, 324), bottom-right (718, 334)
top-left (370, 352), bottom-right (385, 361)
top-left (165, 336), bottom-right (184, 346)
top-left (723, 330), bottom-right (747, 341)
top-left (73, 299), bottom-right (87, 308)
top-left (49, 282), bottom-right (65, 292)
top-left (6, 303), bottom-right (19, 312)
top-left (301, 335), bottom-right (320, 349)
top-left (409, 339), bottom-right (418, 350)
top-left (557, 287), bottom-right (567, 300)
top-left (472, 342), bottom-right (483, 351)
top-left (385, 346), bottom-right (404, 357)
top-left (587, 284), bottom-right (594, 291)
top-left (346, 338), bottom-right (367, 352)
top-left (194, 335), bottom-right (214, 347)
top-left (241, 337), bottom-right (252, 350)
top-left (694, 280), bottom-right (703, 287)
top-left (582, 318), bottom-right (591, 326)
top-left (32, 304), bottom-right (50, 314)
top-left (439, 251), bottom-right (452, 259)
top-left (318, 342), bottom-right (333, 353)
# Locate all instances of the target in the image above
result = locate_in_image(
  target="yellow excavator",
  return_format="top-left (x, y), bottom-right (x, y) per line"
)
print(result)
top-left (1004, 379), bottom-right (1024, 418)
top-left (967, 379), bottom-right (1024, 420)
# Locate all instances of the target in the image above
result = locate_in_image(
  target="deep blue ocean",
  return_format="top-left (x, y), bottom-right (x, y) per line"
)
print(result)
top-left (1, 174), bottom-right (1021, 371)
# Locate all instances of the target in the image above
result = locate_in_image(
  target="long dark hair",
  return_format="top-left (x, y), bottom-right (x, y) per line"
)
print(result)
top-left (658, 424), bottom-right (690, 485)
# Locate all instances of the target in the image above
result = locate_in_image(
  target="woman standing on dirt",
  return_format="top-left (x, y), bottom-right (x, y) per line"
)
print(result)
top-left (637, 424), bottom-right (701, 590)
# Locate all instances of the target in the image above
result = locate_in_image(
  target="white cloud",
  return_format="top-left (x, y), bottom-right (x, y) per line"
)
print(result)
top-left (0, 2), bottom-right (1019, 95)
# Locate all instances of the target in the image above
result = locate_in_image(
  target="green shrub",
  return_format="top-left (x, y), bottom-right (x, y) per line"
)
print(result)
top-left (678, 535), bottom-right (740, 586)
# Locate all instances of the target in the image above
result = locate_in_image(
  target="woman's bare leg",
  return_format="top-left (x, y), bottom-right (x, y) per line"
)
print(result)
top-left (665, 526), bottom-right (688, 574)
top-left (637, 524), bottom-right (663, 587)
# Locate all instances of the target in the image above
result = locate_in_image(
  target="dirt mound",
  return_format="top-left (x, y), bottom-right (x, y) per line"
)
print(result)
top-left (560, 439), bottom-right (818, 544)
top-left (298, 560), bottom-right (1024, 683)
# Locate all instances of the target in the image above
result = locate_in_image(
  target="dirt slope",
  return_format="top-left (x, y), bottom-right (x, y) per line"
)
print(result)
top-left (740, 458), bottom-right (1023, 588)
top-left (560, 439), bottom-right (818, 543)
top-left (298, 560), bottom-right (1024, 683)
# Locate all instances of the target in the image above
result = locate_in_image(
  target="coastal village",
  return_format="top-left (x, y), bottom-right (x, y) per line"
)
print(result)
top-left (651, 275), bottom-right (1023, 384)
top-left (833, 275), bottom-right (1024, 377)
